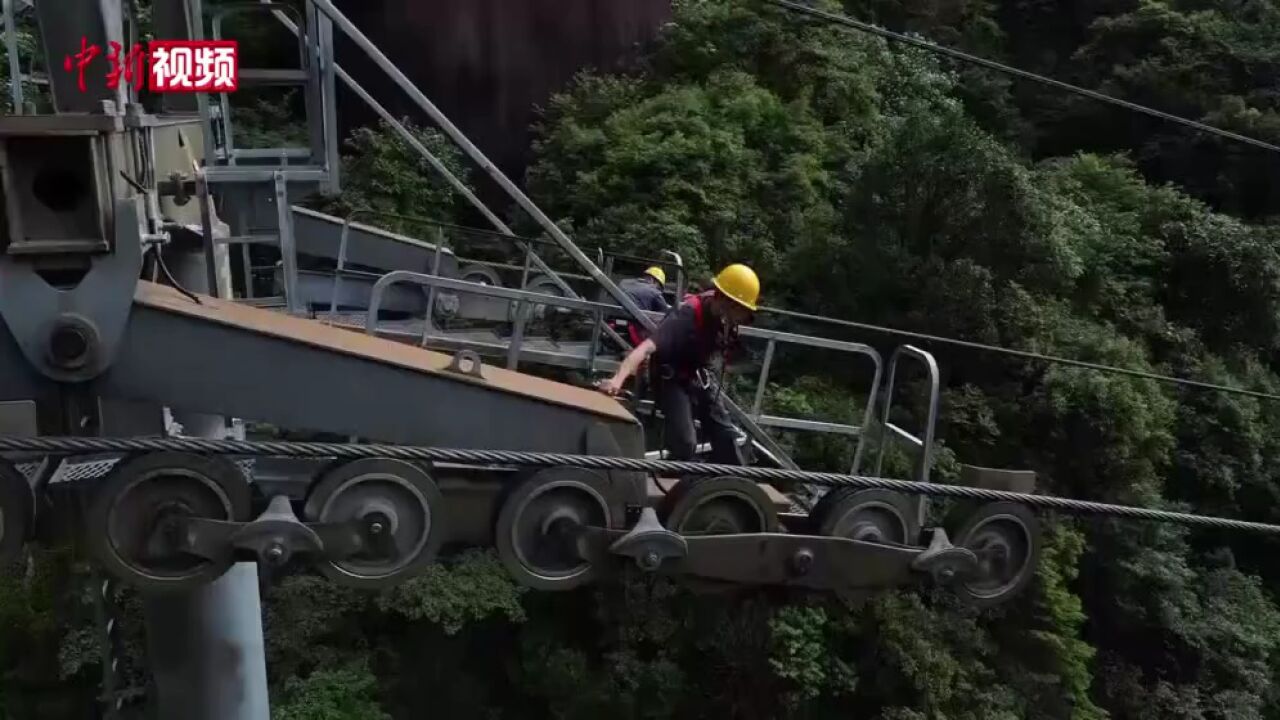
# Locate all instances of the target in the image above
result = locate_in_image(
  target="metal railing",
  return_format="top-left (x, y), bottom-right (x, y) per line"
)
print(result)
top-left (301, 208), bottom-right (685, 351)
top-left (212, 2), bottom-right (337, 187)
top-left (873, 345), bottom-right (941, 527)
top-left (362, 271), bottom-right (894, 472)
top-left (364, 270), bottom-right (646, 374)
top-left (874, 345), bottom-right (941, 484)
top-left (739, 326), bottom-right (883, 474)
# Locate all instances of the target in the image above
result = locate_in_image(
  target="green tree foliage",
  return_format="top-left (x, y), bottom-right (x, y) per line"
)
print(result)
top-left (272, 664), bottom-right (390, 720)
top-left (998, 0), bottom-right (1280, 219)
top-left (306, 118), bottom-right (475, 236)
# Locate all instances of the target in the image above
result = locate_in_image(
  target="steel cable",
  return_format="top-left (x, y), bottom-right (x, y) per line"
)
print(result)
top-left (3, 435), bottom-right (1279, 535)
top-left (765, 0), bottom-right (1280, 155)
top-left (761, 306), bottom-right (1280, 402)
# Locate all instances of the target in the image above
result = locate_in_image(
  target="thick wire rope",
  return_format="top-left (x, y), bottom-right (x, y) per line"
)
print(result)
top-left (4, 435), bottom-right (1279, 535)
top-left (765, 0), bottom-right (1280, 155)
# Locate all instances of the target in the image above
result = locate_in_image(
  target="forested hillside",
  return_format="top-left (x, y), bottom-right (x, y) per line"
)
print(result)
top-left (4, 0), bottom-right (1280, 718)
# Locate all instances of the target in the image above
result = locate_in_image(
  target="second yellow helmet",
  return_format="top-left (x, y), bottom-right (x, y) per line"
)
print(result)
top-left (643, 266), bottom-right (667, 285)
top-left (712, 263), bottom-right (759, 311)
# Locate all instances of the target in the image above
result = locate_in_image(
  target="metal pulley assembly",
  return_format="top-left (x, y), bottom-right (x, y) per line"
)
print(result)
top-left (85, 453), bottom-right (447, 591)
top-left (482, 468), bottom-right (1042, 604)
top-left (67, 443), bottom-right (1044, 607)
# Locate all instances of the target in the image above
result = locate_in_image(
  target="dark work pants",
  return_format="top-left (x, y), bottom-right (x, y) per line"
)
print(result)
top-left (654, 376), bottom-right (744, 465)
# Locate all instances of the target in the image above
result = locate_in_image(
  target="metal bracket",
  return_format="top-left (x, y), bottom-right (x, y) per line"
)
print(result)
top-left (229, 495), bottom-right (323, 567)
top-left (444, 349), bottom-right (485, 380)
top-left (0, 197), bottom-right (144, 382)
top-left (608, 506), bottom-right (687, 570)
top-left (670, 532), bottom-right (924, 590)
top-left (158, 495), bottom-right (386, 569)
top-left (909, 528), bottom-right (978, 583)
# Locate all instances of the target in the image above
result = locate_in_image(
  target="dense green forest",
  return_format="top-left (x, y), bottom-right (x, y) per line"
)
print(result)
top-left (6, 0), bottom-right (1280, 717)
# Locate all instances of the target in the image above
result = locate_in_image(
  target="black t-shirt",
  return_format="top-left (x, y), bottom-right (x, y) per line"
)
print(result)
top-left (650, 294), bottom-right (724, 374)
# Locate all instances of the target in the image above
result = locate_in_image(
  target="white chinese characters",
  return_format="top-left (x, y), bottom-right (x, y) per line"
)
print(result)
top-left (149, 42), bottom-right (238, 92)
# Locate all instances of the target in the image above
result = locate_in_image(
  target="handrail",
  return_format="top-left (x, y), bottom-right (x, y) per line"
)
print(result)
top-left (211, 3), bottom-right (308, 165)
top-left (874, 344), bottom-right (941, 485)
top-left (364, 272), bottom-right (887, 473)
top-left (365, 271), bottom-right (665, 328)
top-left (737, 326), bottom-right (883, 474)
top-left (314, 207), bottom-right (694, 349)
top-left (314, 208), bottom-right (687, 297)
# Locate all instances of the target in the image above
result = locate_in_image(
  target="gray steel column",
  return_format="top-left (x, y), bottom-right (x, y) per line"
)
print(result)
top-left (142, 566), bottom-right (270, 720)
top-left (141, 247), bottom-right (270, 720)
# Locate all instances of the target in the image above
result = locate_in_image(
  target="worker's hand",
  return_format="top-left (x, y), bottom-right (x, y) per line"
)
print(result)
top-left (597, 375), bottom-right (626, 397)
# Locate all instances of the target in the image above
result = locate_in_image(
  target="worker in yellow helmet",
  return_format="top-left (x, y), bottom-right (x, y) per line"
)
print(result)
top-left (612, 265), bottom-right (670, 347)
top-left (600, 263), bottom-right (759, 464)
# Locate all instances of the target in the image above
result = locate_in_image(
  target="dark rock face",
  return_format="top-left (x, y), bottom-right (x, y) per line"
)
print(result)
top-left (335, 0), bottom-right (672, 190)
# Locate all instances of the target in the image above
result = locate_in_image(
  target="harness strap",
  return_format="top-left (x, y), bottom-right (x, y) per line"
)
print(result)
top-left (684, 290), bottom-right (714, 333)
top-left (686, 290), bottom-right (737, 365)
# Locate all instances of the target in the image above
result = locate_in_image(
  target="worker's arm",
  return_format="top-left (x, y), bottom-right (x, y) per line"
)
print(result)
top-left (599, 338), bottom-right (656, 396)
top-left (649, 289), bottom-right (671, 313)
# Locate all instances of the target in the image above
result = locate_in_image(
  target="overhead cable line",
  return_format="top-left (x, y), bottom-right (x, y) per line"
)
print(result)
top-left (764, 0), bottom-right (1280, 155)
top-left (4, 435), bottom-right (1280, 535)
top-left (763, 305), bottom-right (1280, 402)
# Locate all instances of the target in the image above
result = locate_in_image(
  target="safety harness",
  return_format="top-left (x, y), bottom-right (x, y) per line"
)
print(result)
top-left (654, 290), bottom-right (736, 390)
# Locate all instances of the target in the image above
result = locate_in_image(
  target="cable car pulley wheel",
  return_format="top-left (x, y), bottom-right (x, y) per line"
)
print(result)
top-left (811, 488), bottom-right (913, 545)
top-left (495, 466), bottom-right (612, 591)
top-left (87, 452), bottom-right (252, 592)
top-left (662, 476), bottom-right (780, 536)
top-left (303, 458), bottom-right (444, 588)
top-left (659, 476), bottom-right (781, 593)
top-left (951, 501), bottom-right (1040, 607)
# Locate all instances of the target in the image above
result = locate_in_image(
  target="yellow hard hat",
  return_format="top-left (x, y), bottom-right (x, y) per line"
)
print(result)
top-left (643, 266), bottom-right (667, 285)
top-left (712, 263), bottom-right (759, 311)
